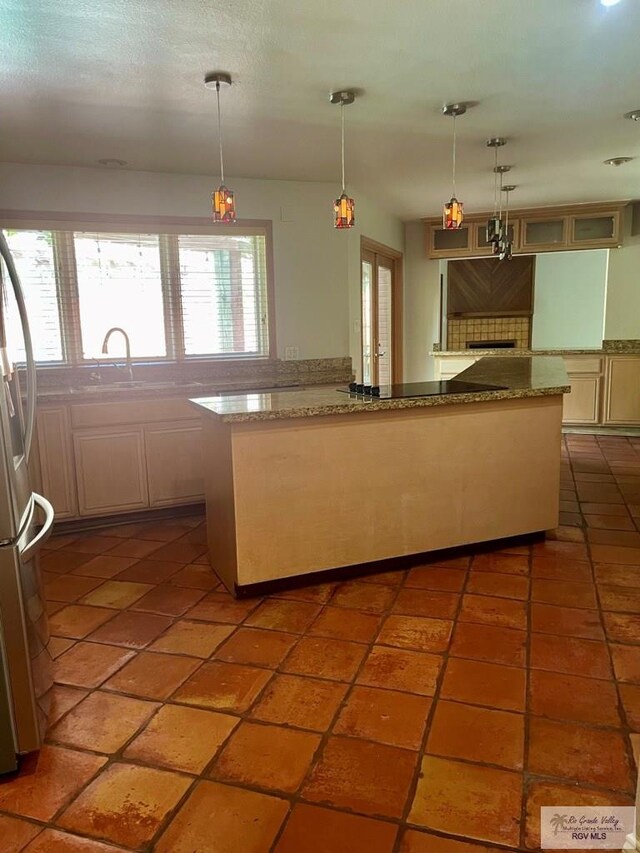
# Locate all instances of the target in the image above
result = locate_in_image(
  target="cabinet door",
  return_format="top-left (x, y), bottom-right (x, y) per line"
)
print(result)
top-left (74, 428), bottom-right (148, 516)
top-left (604, 357), bottom-right (640, 425)
top-left (521, 217), bottom-right (567, 251)
top-left (145, 422), bottom-right (205, 507)
top-left (473, 221), bottom-right (519, 255)
top-left (427, 225), bottom-right (472, 258)
top-left (570, 212), bottom-right (620, 248)
top-left (562, 377), bottom-right (601, 425)
top-left (36, 407), bottom-right (78, 518)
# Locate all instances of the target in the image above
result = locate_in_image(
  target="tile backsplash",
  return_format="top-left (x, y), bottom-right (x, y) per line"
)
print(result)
top-left (447, 317), bottom-right (531, 350)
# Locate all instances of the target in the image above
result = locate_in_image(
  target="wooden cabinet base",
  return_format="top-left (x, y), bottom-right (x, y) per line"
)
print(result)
top-left (202, 395), bottom-right (563, 593)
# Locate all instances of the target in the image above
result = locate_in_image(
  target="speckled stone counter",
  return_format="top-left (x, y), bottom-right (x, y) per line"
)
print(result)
top-left (194, 355), bottom-right (567, 595)
top-left (190, 356), bottom-right (569, 424)
top-left (432, 340), bottom-right (640, 356)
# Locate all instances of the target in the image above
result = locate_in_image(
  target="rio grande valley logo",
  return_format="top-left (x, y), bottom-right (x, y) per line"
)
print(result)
top-left (541, 807), bottom-right (636, 849)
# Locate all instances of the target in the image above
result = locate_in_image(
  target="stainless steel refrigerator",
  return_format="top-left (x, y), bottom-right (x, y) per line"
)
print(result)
top-left (0, 231), bottom-right (55, 774)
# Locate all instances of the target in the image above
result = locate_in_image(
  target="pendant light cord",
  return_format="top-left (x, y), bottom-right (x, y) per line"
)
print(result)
top-left (341, 101), bottom-right (346, 193)
top-left (498, 169), bottom-right (504, 218)
top-left (452, 113), bottom-right (457, 197)
top-left (216, 81), bottom-right (225, 184)
top-left (493, 145), bottom-right (499, 216)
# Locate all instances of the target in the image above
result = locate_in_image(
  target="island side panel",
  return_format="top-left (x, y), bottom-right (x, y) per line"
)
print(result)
top-left (228, 394), bottom-right (563, 586)
top-left (202, 416), bottom-right (239, 591)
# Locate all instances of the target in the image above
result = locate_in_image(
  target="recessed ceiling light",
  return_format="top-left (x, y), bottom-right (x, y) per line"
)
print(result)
top-left (601, 0), bottom-right (622, 6)
top-left (624, 109), bottom-right (640, 121)
top-left (603, 157), bottom-right (634, 166)
top-left (97, 158), bottom-right (127, 168)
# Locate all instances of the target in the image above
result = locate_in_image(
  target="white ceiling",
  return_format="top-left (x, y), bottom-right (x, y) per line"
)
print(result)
top-left (1, 0), bottom-right (640, 220)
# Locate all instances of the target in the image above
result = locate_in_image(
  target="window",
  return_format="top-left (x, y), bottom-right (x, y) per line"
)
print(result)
top-left (0, 224), bottom-right (271, 365)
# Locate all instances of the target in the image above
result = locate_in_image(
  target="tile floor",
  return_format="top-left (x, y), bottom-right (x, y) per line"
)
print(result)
top-left (1, 433), bottom-right (640, 852)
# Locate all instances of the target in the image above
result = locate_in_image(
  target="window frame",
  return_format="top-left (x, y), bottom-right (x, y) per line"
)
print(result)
top-left (0, 211), bottom-right (277, 367)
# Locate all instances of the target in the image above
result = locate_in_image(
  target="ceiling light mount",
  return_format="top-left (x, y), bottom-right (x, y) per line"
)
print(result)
top-left (494, 164), bottom-right (512, 174)
top-left (330, 90), bottom-right (355, 106)
top-left (604, 157), bottom-right (634, 166)
top-left (486, 137), bottom-right (507, 148)
top-left (501, 185), bottom-right (517, 192)
top-left (624, 110), bottom-right (640, 122)
top-left (204, 72), bottom-right (232, 90)
top-left (442, 102), bottom-right (469, 118)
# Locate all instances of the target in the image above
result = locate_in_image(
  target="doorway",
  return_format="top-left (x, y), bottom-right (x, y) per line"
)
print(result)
top-left (361, 238), bottom-right (403, 385)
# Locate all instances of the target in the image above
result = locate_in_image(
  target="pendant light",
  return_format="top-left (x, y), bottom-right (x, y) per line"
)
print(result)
top-left (442, 103), bottom-right (470, 230)
top-left (500, 184), bottom-right (516, 261)
top-left (330, 90), bottom-right (356, 229)
top-left (493, 164), bottom-right (511, 255)
top-left (204, 72), bottom-right (236, 223)
top-left (486, 138), bottom-right (506, 246)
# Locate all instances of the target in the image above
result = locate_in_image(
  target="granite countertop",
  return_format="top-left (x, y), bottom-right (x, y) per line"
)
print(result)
top-left (191, 356), bottom-right (570, 424)
top-left (432, 340), bottom-right (640, 357)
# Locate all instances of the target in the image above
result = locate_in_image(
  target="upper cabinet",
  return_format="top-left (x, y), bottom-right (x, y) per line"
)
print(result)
top-left (425, 202), bottom-right (626, 259)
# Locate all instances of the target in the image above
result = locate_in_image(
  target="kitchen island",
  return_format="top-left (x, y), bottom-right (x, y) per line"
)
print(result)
top-left (191, 356), bottom-right (570, 595)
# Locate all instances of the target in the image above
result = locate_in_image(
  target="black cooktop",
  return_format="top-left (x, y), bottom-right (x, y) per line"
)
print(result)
top-left (338, 380), bottom-right (508, 399)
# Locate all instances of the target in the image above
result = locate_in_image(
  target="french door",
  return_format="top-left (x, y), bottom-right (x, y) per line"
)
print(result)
top-left (361, 239), bottom-right (402, 386)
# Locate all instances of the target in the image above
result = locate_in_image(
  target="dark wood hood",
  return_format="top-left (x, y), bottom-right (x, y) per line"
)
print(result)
top-left (447, 256), bottom-right (534, 317)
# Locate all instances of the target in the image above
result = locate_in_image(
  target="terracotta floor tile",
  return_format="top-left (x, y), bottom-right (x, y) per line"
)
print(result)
top-left (97, 521), bottom-right (146, 538)
top-left (22, 828), bottom-right (124, 851)
top-left (106, 538), bottom-right (165, 559)
top-left (591, 544), bottom-right (640, 565)
top-left (450, 622), bottom-right (526, 667)
top-left (136, 522), bottom-right (195, 542)
top-left (530, 602), bottom-right (604, 640)
top-left (530, 669), bottom-right (621, 726)
top-left (154, 780), bottom-right (288, 853)
top-left (399, 831), bottom-right (506, 853)
top-left (48, 605), bottom-right (115, 640)
top-left (408, 755), bottom-right (522, 847)
top-left (392, 588), bottom-right (459, 619)
top-left (466, 571), bottom-right (529, 600)
top-left (589, 528), bottom-right (640, 547)
top-left (212, 720), bottom-right (320, 793)
top-left (173, 660), bottom-right (272, 711)
top-left (57, 762), bottom-right (191, 849)
top-left (168, 564), bottom-right (220, 590)
top-left (87, 610), bottom-right (172, 649)
top-left (131, 584), bottom-right (206, 616)
top-left (362, 569), bottom-right (407, 586)
top-left (576, 482), bottom-right (624, 503)
top-left (54, 642), bottom-right (134, 688)
top-left (330, 581), bottom-right (396, 613)
top-left (273, 583), bottom-right (335, 603)
top-left (357, 646), bottom-right (442, 696)
top-left (599, 584), bottom-right (640, 613)
top-left (281, 636), bottom-right (367, 681)
top-left (114, 558), bottom-right (183, 584)
top-left (44, 575), bottom-right (104, 603)
top-left (41, 551), bottom-right (93, 575)
top-left (524, 780), bottom-right (634, 850)
top-left (531, 577), bottom-right (598, 610)
top-left (440, 657), bottom-right (526, 711)
top-left (45, 533), bottom-right (82, 551)
top-left (531, 554), bottom-right (593, 581)
top-left (0, 814), bottom-right (40, 851)
top-left (245, 599), bottom-right (322, 632)
top-left (376, 614), bottom-right (452, 653)
top-left (49, 637), bottom-right (76, 660)
top-left (426, 700), bottom-right (524, 770)
top-left (69, 554), bottom-right (138, 579)
top-left (275, 803), bottom-right (398, 853)
top-left (611, 643), bottom-right (640, 683)
top-left (0, 745), bottom-right (106, 821)
top-left (79, 580), bottom-right (153, 609)
top-left (49, 690), bottom-right (158, 753)
top-left (528, 717), bottom-right (633, 791)
top-left (308, 606), bottom-right (381, 643)
top-left (46, 601), bottom-right (66, 616)
top-left (47, 685), bottom-right (89, 726)
top-left (530, 633), bottom-right (612, 679)
top-left (404, 566), bottom-right (466, 592)
top-left (124, 703), bottom-right (238, 773)
top-left (582, 501), bottom-right (632, 516)
top-left (603, 612), bottom-right (640, 644)
top-left (620, 683), bottom-right (640, 729)
top-left (103, 650), bottom-right (200, 700)
top-left (459, 593), bottom-right (527, 630)
top-left (215, 627), bottom-right (297, 667)
top-left (424, 554), bottom-right (471, 569)
top-left (144, 540), bottom-right (207, 563)
top-left (471, 552), bottom-right (530, 576)
top-left (533, 539), bottom-right (589, 559)
top-left (185, 591), bottom-right (260, 623)
top-left (148, 620), bottom-right (233, 658)
top-left (250, 673), bottom-right (348, 731)
top-left (595, 562), bottom-right (640, 587)
top-left (333, 685), bottom-right (431, 750)
top-left (302, 735), bottom-right (416, 819)
top-left (68, 535), bottom-right (124, 555)
top-left (586, 513), bottom-right (636, 530)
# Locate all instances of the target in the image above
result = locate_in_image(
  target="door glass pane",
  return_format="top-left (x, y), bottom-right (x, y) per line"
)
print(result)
top-left (361, 260), bottom-right (373, 385)
top-left (74, 232), bottom-right (166, 359)
top-left (377, 265), bottom-right (393, 386)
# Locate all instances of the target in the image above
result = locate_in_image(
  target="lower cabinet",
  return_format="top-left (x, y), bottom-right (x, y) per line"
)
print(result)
top-left (145, 422), bottom-right (205, 507)
top-left (36, 407), bottom-right (78, 519)
top-left (604, 357), bottom-right (640, 425)
top-left (562, 376), bottom-right (601, 425)
top-left (73, 428), bottom-right (149, 516)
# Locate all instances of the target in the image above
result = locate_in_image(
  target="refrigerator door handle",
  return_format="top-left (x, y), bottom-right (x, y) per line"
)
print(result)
top-left (0, 231), bottom-right (37, 462)
top-left (20, 493), bottom-right (54, 563)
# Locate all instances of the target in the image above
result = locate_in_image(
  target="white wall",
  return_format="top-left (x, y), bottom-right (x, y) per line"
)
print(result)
top-left (605, 208), bottom-right (640, 340)
top-left (531, 250), bottom-right (608, 350)
top-left (0, 163), bottom-right (403, 363)
top-left (403, 221), bottom-right (441, 381)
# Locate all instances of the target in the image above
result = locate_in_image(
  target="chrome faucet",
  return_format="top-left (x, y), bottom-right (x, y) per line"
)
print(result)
top-left (101, 327), bottom-right (133, 381)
